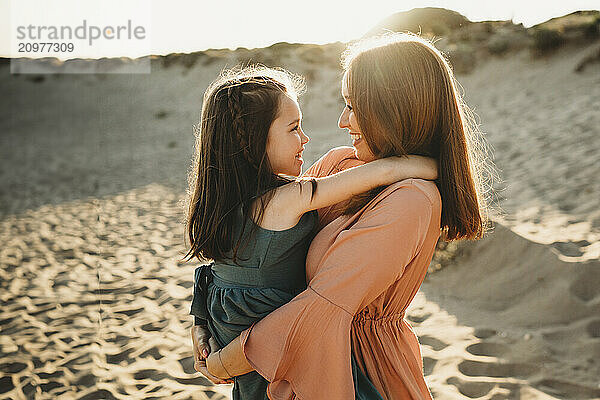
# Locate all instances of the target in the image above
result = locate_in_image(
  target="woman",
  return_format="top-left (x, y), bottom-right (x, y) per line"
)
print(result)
top-left (193, 33), bottom-right (488, 399)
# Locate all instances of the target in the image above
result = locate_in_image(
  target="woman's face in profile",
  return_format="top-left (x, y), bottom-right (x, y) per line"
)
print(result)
top-left (339, 71), bottom-right (376, 162)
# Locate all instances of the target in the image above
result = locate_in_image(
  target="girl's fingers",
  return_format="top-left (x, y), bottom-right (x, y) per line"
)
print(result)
top-left (191, 326), bottom-right (212, 359)
top-left (195, 344), bottom-right (210, 359)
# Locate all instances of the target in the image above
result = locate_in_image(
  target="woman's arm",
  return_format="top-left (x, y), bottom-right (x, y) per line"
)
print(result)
top-left (207, 184), bottom-right (438, 389)
top-left (206, 336), bottom-right (253, 379)
top-left (260, 155), bottom-right (437, 230)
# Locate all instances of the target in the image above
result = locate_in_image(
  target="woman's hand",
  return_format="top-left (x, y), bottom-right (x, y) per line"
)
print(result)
top-left (209, 335), bottom-right (255, 378)
top-left (206, 347), bottom-right (232, 381)
top-left (191, 326), bottom-right (232, 385)
top-left (195, 358), bottom-right (232, 385)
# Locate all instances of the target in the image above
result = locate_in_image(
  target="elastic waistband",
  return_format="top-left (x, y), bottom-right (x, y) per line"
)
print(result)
top-left (211, 271), bottom-right (264, 289)
top-left (211, 262), bottom-right (264, 287)
top-left (353, 310), bottom-right (405, 324)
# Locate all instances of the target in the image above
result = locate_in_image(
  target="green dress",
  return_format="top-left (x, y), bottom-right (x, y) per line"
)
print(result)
top-left (190, 207), bottom-right (382, 399)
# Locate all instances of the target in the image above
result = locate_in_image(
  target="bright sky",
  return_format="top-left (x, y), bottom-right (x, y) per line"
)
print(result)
top-left (1, 0), bottom-right (598, 59)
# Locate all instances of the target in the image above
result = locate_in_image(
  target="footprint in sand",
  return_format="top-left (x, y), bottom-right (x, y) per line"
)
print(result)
top-left (423, 356), bottom-right (437, 376)
top-left (0, 361), bottom-right (28, 374)
top-left (419, 335), bottom-right (449, 351)
top-left (133, 368), bottom-right (171, 381)
top-left (176, 279), bottom-right (194, 289)
top-left (0, 376), bottom-right (14, 395)
top-left (407, 312), bottom-right (432, 324)
top-left (446, 376), bottom-right (496, 398)
top-left (466, 342), bottom-right (509, 358)
top-left (75, 372), bottom-right (97, 387)
top-left (139, 346), bottom-right (163, 360)
top-left (140, 320), bottom-right (169, 332)
top-left (458, 360), bottom-right (539, 378)
top-left (178, 356), bottom-right (196, 374)
top-left (113, 307), bottom-right (145, 317)
top-left (551, 240), bottom-right (588, 258)
top-left (473, 328), bottom-right (497, 339)
top-left (105, 347), bottom-right (135, 365)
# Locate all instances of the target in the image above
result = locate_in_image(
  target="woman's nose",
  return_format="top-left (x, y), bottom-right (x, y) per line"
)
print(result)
top-left (338, 108), bottom-right (349, 129)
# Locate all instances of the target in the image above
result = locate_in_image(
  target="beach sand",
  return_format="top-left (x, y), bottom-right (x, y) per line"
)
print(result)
top-left (1, 35), bottom-right (599, 399)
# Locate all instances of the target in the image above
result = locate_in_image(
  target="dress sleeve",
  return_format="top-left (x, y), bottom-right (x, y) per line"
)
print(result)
top-left (240, 184), bottom-right (434, 400)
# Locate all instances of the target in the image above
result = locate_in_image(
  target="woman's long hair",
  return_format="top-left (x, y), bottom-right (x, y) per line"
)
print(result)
top-left (184, 66), bottom-right (304, 262)
top-left (342, 33), bottom-right (492, 241)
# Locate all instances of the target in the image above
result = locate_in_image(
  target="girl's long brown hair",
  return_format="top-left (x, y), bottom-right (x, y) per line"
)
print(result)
top-left (184, 66), bottom-right (304, 262)
top-left (342, 33), bottom-right (492, 241)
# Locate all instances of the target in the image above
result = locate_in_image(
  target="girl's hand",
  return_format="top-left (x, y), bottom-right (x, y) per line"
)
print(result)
top-left (191, 325), bottom-right (211, 361)
top-left (191, 326), bottom-right (232, 384)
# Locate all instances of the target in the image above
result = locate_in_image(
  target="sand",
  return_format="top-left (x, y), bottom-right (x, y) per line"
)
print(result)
top-left (1, 36), bottom-right (599, 399)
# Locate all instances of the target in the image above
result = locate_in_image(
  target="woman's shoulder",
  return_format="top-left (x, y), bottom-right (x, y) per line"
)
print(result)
top-left (391, 179), bottom-right (441, 206)
top-left (370, 179), bottom-right (441, 215)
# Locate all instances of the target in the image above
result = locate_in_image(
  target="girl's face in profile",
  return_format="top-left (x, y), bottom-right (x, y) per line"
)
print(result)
top-left (266, 94), bottom-right (309, 177)
top-left (339, 72), bottom-right (376, 162)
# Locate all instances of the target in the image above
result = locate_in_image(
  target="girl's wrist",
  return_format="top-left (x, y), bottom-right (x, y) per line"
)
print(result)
top-left (380, 157), bottom-right (402, 184)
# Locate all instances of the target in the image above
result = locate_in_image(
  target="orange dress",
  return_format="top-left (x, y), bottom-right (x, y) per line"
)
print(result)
top-left (240, 147), bottom-right (441, 400)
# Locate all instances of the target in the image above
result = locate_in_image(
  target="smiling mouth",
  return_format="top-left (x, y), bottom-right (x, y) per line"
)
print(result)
top-left (349, 132), bottom-right (363, 146)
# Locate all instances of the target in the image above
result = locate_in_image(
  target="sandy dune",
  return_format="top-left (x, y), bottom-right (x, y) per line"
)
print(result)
top-left (1, 22), bottom-right (599, 400)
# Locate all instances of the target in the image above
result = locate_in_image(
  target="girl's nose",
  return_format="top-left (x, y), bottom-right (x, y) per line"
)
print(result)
top-left (300, 129), bottom-right (309, 144)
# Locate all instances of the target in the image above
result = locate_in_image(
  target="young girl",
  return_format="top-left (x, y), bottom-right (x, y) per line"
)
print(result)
top-left (185, 66), bottom-right (437, 399)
